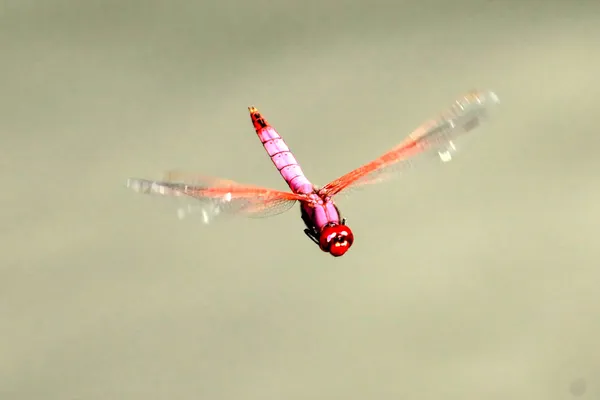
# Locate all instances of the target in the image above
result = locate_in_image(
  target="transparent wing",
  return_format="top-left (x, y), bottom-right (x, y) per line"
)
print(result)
top-left (126, 173), bottom-right (305, 224)
top-left (320, 90), bottom-right (500, 197)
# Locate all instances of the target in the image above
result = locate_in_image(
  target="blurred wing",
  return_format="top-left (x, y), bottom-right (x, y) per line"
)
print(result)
top-left (320, 90), bottom-right (500, 196)
top-left (126, 173), bottom-right (305, 224)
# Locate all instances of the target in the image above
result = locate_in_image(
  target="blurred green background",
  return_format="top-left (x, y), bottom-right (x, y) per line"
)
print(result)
top-left (2, 0), bottom-right (600, 399)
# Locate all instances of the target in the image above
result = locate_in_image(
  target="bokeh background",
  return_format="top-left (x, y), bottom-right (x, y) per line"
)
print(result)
top-left (2, 0), bottom-right (600, 398)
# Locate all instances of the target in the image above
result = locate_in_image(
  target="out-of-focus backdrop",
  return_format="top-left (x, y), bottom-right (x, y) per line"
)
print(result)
top-left (2, 0), bottom-right (600, 398)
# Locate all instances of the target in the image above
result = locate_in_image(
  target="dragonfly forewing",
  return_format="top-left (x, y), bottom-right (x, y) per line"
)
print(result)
top-left (321, 90), bottom-right (500, 196)
top-left (126, 177), bottom-right (302, 224)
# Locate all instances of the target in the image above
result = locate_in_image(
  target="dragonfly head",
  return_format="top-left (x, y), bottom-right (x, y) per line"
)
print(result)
top-left (319, 224), bottom-right (354, 257)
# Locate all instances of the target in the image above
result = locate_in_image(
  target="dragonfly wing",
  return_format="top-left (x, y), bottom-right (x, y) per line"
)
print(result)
top-left (159, 170), bottom-right (304, 219)
top-left (162, 170), bottom-right (257, 189)
top-left (320, 90), bottom-right (499, 196)
top-left (126, 176), bottom-right (304, 224)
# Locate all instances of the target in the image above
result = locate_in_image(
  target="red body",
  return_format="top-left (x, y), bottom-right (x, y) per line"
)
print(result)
top-left (249, 107), bottom-right (354, 257)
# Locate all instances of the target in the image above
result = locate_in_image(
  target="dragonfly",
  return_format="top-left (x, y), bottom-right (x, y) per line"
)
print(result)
top-left (127, 90), bottom-right (499, 257)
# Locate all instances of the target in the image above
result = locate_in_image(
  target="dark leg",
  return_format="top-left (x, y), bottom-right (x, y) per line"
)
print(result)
top-left (304, 229), bottom-right (319, 244)
top-left (300, 205), bottom-right (320, 245)
top-left (300, 205), bottom-right (312, 230)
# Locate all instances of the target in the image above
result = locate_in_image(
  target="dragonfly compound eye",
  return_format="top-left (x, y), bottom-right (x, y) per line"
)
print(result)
top-left (319, 224), bottom-right (354, 257)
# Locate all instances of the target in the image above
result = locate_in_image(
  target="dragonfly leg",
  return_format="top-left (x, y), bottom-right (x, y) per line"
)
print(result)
top-left (300, 206), bottom-right (312, 228)
top-left (304, 229), bottom-right (320, 245)
top-left (300, 203), bottom-right (321, 245)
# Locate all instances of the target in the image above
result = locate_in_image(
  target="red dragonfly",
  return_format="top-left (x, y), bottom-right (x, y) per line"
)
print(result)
top-left (127, 90), bottom-right (499, 257)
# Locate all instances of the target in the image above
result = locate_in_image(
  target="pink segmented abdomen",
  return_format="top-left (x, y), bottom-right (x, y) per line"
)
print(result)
top-left (249, 107), bottom-right (313, 194)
